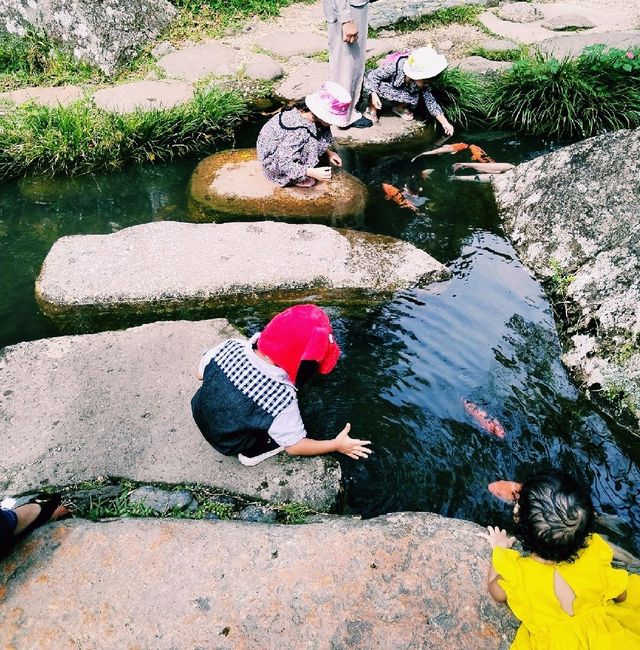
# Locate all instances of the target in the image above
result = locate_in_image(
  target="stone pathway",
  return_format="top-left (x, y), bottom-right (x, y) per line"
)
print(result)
top-left (0, 319), bottom-right (341, 510)
top-left (0, 513), bottom-right (518, 649)
top-left (36, 221), bottom-right (449, 320)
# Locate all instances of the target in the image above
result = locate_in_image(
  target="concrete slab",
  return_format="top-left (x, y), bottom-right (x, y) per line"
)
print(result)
top-left (255, 31), bottom-right (327, 58)
top-left (92, 80), bottom-right (194, 113)
top-left (157, 42), bottom-right (240, 82)
top-left (35, 221), bottom-right (449, 319)
top-left (188, 149), bottom-right (367, 224)
top-left (0, 319), bottom-right (341, 510)
top-left (0, 85), bottom-right (84, 109)
top-left (0, 514), bottom-right (518, 649)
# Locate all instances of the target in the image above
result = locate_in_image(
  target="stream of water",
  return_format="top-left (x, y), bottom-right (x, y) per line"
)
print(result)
top-left (2, 128), bottom-right (639, 555)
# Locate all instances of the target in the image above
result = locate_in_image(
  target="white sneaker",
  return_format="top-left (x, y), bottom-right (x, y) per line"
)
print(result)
top-left (238, 446), bottom-right (284, 467)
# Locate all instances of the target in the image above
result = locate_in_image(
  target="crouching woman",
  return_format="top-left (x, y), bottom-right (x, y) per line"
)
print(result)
top-left (257, 82), bottom-right (350, 188)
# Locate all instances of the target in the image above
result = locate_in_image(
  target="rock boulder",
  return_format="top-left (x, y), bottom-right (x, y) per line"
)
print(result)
top-left (0, 0), bottom-right (176, 75)
top-left (0, 514), bottom-right (518, 649)
top-left (493, 128), bottom-right (640, 427)
top-left (36, 221), bottom-right (449, 320)
top-left (188, 149), bottom-right (367, 223)
top-left (0, 319), bottom-right (341, 510)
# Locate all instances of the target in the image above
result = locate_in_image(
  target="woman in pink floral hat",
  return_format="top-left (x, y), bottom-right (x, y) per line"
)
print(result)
top-left (257, 82), bottom-right (350, 188)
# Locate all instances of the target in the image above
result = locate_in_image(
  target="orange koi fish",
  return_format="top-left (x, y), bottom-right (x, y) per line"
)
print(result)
top-left (382, 183), bottom-right (419, 212)
top-left (410, 142), bottom-right (469, 162)
top-left (463, 400), bottom-right (506, 438)
top-left (488, 480), bottom-right (522, 504)
top-left (469, 144), bottom-right (495, 164)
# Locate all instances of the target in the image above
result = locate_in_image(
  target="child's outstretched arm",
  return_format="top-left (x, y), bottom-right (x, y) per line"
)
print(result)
top-left (478, 526), bottom-right (516, 603)
top-left (285, 423), bottom-right (372, 459)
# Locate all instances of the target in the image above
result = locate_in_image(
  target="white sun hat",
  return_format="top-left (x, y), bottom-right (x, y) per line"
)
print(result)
top-left (305, 82), bottom-right (352, 127)
top-left (403, 46), bottom-right (448, 80)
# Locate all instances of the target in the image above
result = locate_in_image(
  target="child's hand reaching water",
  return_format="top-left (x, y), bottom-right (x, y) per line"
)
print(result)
top-left (478, 525), bottom-right (516, 549)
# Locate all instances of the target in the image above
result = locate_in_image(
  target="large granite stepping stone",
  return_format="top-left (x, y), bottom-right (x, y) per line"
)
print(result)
top-left (0, 514), bottom-right (518, 648)
top-left (537, 30), bottom-right (640, 58)
top-left (256, 31), bottom-right (327, 58)
top-left (0, 319), bottom-right (340, 510)
top-left (36, 221), bottom-right (449, 319)
top-left (368, 0), bottom-right (489, 30)
top-left (0, 85), bottom-right (84, 109)
top-left (188, 149), bottom-right (367, 223)
top-left (157, 42), bottom-right (240, 81)
top-left (244, 54), bottom-right (284, 81)
top-left (274, 61), bottom-right (330, 101)
top-left (92, 80), bottom-right (194, 113)
top-left (455, 56), bottom-right (512, 75)
top-left (543, 14), bottom-right (596, 31)
top-left (332, 114), bottom-right (430, 147)
top-left (479, 39), bottom-right (520, 53)
top-left (497, 2), bottom-right (543, 24)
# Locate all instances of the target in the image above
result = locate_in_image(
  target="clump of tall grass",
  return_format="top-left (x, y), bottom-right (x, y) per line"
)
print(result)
top-left (430, 67), bottom-right (489, 129)
top-left (486, 46), bottom-right (640, 139)
top-left (0, 86), bottom-right (247, 179)
top-left (0, 28), bottom-right (100, 90)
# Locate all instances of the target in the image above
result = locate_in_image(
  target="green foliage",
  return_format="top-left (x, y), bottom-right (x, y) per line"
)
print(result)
top-left (546, 259), bottom-right (575, 299)
top-left (275, 501), bottom-right (315, 524)
top-left (430, 67), bottom-right (489, 129)
top-left (467, 44), bottom-right (527, 62)
top-left (0, 86), bottom-right (247, 179)
top-left (85, 491), bottom-right (157, 520)
top-left (485, 46), bottom-right (640, 139)
top-left (0, 28), bottom-right (102, 90)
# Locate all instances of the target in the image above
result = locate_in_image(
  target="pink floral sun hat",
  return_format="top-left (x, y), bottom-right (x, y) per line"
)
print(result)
top-left (305, 82), bottom-right (352, 127)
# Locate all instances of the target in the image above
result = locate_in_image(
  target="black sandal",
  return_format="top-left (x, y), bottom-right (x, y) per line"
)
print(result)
top-left (12, 493), bottom-right (64, 544)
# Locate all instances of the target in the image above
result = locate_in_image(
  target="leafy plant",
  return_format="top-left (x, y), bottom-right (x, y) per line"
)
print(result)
top-left (467, 44), bottom-right (527, 62)
top-left (430, 67), bottom-right (489, 129)
top-left (276, 501), bottom-right (315, 524)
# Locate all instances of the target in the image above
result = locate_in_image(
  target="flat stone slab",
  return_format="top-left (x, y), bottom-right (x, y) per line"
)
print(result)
top-left (157, 42), bottom-right (240, 81)
top-left (479, 38), bottom-right (520, 52)
top-left (537, 30), bottom-right (640, 58)
top-left (332, 114), bottom-right (430, 146)
top-left (274, 61), bottom-right (330, 101)
top-left (543, 14), bottom-right (596, 31)
top-left (0, 85), bottom-right (84, 109)
top-left (0, 513), bottom-right (518, 649)
top-left (92, 80), bottom-right (194, 113)
top-left (255, 31), bottom-right (327, 58)
top-left (243, 54), bottom-right (284, 81)
top-left (188, 149), bottom-right (367, 223)
top-left (369, 0), bottom-right (489, 30)
top-left (0, 319), bottom-right (341, 510)
top-left (455, 56), bottom-right (513, 75)
top-left (36, 221), bottom-right (449, 318)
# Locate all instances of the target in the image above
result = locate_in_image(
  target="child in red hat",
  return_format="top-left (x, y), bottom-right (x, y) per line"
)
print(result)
top-left (191, 304), bottom-right (372, 466)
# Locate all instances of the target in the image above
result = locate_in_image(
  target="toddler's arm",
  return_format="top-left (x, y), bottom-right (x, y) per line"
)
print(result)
top-left (285, 423), bottom-right (371, 459)
top-left (478, 526), bottom-right (516, 603)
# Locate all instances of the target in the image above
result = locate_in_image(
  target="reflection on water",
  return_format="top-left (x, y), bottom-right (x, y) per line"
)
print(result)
top-left (1, 130), bottom-right (639, 555)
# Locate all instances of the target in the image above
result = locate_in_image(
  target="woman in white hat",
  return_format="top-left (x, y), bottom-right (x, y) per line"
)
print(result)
top-left (257, 82), bottom-right (350, 188)
top-left (363, 46), bottom-right (454, 135)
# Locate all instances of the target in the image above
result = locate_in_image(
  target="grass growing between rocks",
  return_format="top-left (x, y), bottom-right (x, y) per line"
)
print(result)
top-left (369, 5), bottom-right (483, 37)
top-left (467, 44), bottom-right (528, 62)
top-left (430, 67), bottom-right (489, 129)
top-left (0, 85), bottom-right (247, 179)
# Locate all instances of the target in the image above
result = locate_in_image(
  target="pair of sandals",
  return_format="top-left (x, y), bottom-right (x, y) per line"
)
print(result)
top-left (365, 105), bottom-right (415, 122)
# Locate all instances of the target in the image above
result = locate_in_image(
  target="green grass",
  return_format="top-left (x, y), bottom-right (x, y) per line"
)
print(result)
top-left (467, 44), bottom-right (528, 62)
top-left (0, 85), bottom-right (247, 179)
top-left (430, 67), bottom-right (489, 129)
top-left (369, 5), bottom-right (482, 37)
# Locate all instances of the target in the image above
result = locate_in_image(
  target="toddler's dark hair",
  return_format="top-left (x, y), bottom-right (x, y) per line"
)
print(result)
top-left (518, 470), bottom-right (595, 563)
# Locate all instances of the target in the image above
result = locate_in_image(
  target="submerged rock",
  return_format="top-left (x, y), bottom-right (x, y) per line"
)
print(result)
top-left (36, 221), bottom-right (449, 320)
top-left (493, 128), bottom-right (640, 428)
top-left (0, 319), bottom-right (341, 510)
top-left (188, 149), bottom-right (367, 224)
top-left (0, 0), bottom-right (176, 76)
top-left (0, 514), bottom-right (518, 648)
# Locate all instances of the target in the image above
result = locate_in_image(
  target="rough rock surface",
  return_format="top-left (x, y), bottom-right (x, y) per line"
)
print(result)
top-left (332, 114), bottom-right (431, 146)
top-left (0, 0), bottom-right (176, 75)
top-left (479, 38), bottom-right (520, 53)
top-left (128, 486), bottom-right (197, 513)
top-left (542, 13), bottom-right (596, 31)
top-left (274, 61), bottom-right (330, 101)
top-left (0, 319), bottom-right (341, 510)
top-left (0, 85), bottom-right (84, 109)
top-left (243, 54), bottom-right (284, 81)
top-left (497, 2), bottom-right (543, 24)
top-left (455, 56), bottom-right (512, 75)
top-left (537, 30), bottom-right (640, 58)
top-left (368, 0), bottom-right (489, 30)
top-left (188, 149), bottom-right (367, 223)
top-left (0, 514), bottom-right (518, 649)
top-left (492, 129), bottom-right (640, 426)
top-left (92, 80), bottom-right (194, 113)
top-left (156, 42), bottom-right (240, 82)
top-left (255, 31), bottom-right (327, 58)
top-left (36, 221), bottom-right (449, 318)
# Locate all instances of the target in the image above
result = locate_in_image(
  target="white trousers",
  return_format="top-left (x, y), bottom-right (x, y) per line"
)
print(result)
top-left (327, 3), bottom-right (369, 124)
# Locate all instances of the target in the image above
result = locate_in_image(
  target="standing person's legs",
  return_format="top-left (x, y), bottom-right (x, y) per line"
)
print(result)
top-left (328, 4), bottom-right (369, 125)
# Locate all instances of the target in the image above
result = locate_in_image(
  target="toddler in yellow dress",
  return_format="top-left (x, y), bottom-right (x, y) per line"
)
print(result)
top-left (479, 470), bottom-right (640, 649)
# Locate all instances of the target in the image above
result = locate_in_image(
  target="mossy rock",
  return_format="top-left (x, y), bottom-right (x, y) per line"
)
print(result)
top-left (188, 148), bottom-right (367, 225)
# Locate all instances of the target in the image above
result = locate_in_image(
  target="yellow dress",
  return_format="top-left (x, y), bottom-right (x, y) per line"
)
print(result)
top-left (493, 533), bottom-right (640, 649)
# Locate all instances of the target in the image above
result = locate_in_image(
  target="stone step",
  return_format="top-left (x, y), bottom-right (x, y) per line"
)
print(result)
top-left (0, 85), bottom-right (84, 110)
top-left (92, 79), bottom-right (194, 113)
top-left (0, 514), bottom-right (517, 649)
top-left (35, 221), bottom-right (449, 320)
top-left (188, 149), bottom-right (367, 223)
top-left (0, 319), bottom-right (340, 510)
top-left (369, 0), bottom-right (489, 30)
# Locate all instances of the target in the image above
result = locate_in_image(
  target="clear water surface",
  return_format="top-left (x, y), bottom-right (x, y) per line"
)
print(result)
top-left (2, 125), bottom-right (639, 556)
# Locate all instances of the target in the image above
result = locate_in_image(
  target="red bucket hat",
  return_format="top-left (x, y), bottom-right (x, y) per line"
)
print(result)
top-left (257, 304), bottom-right (341, 384)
